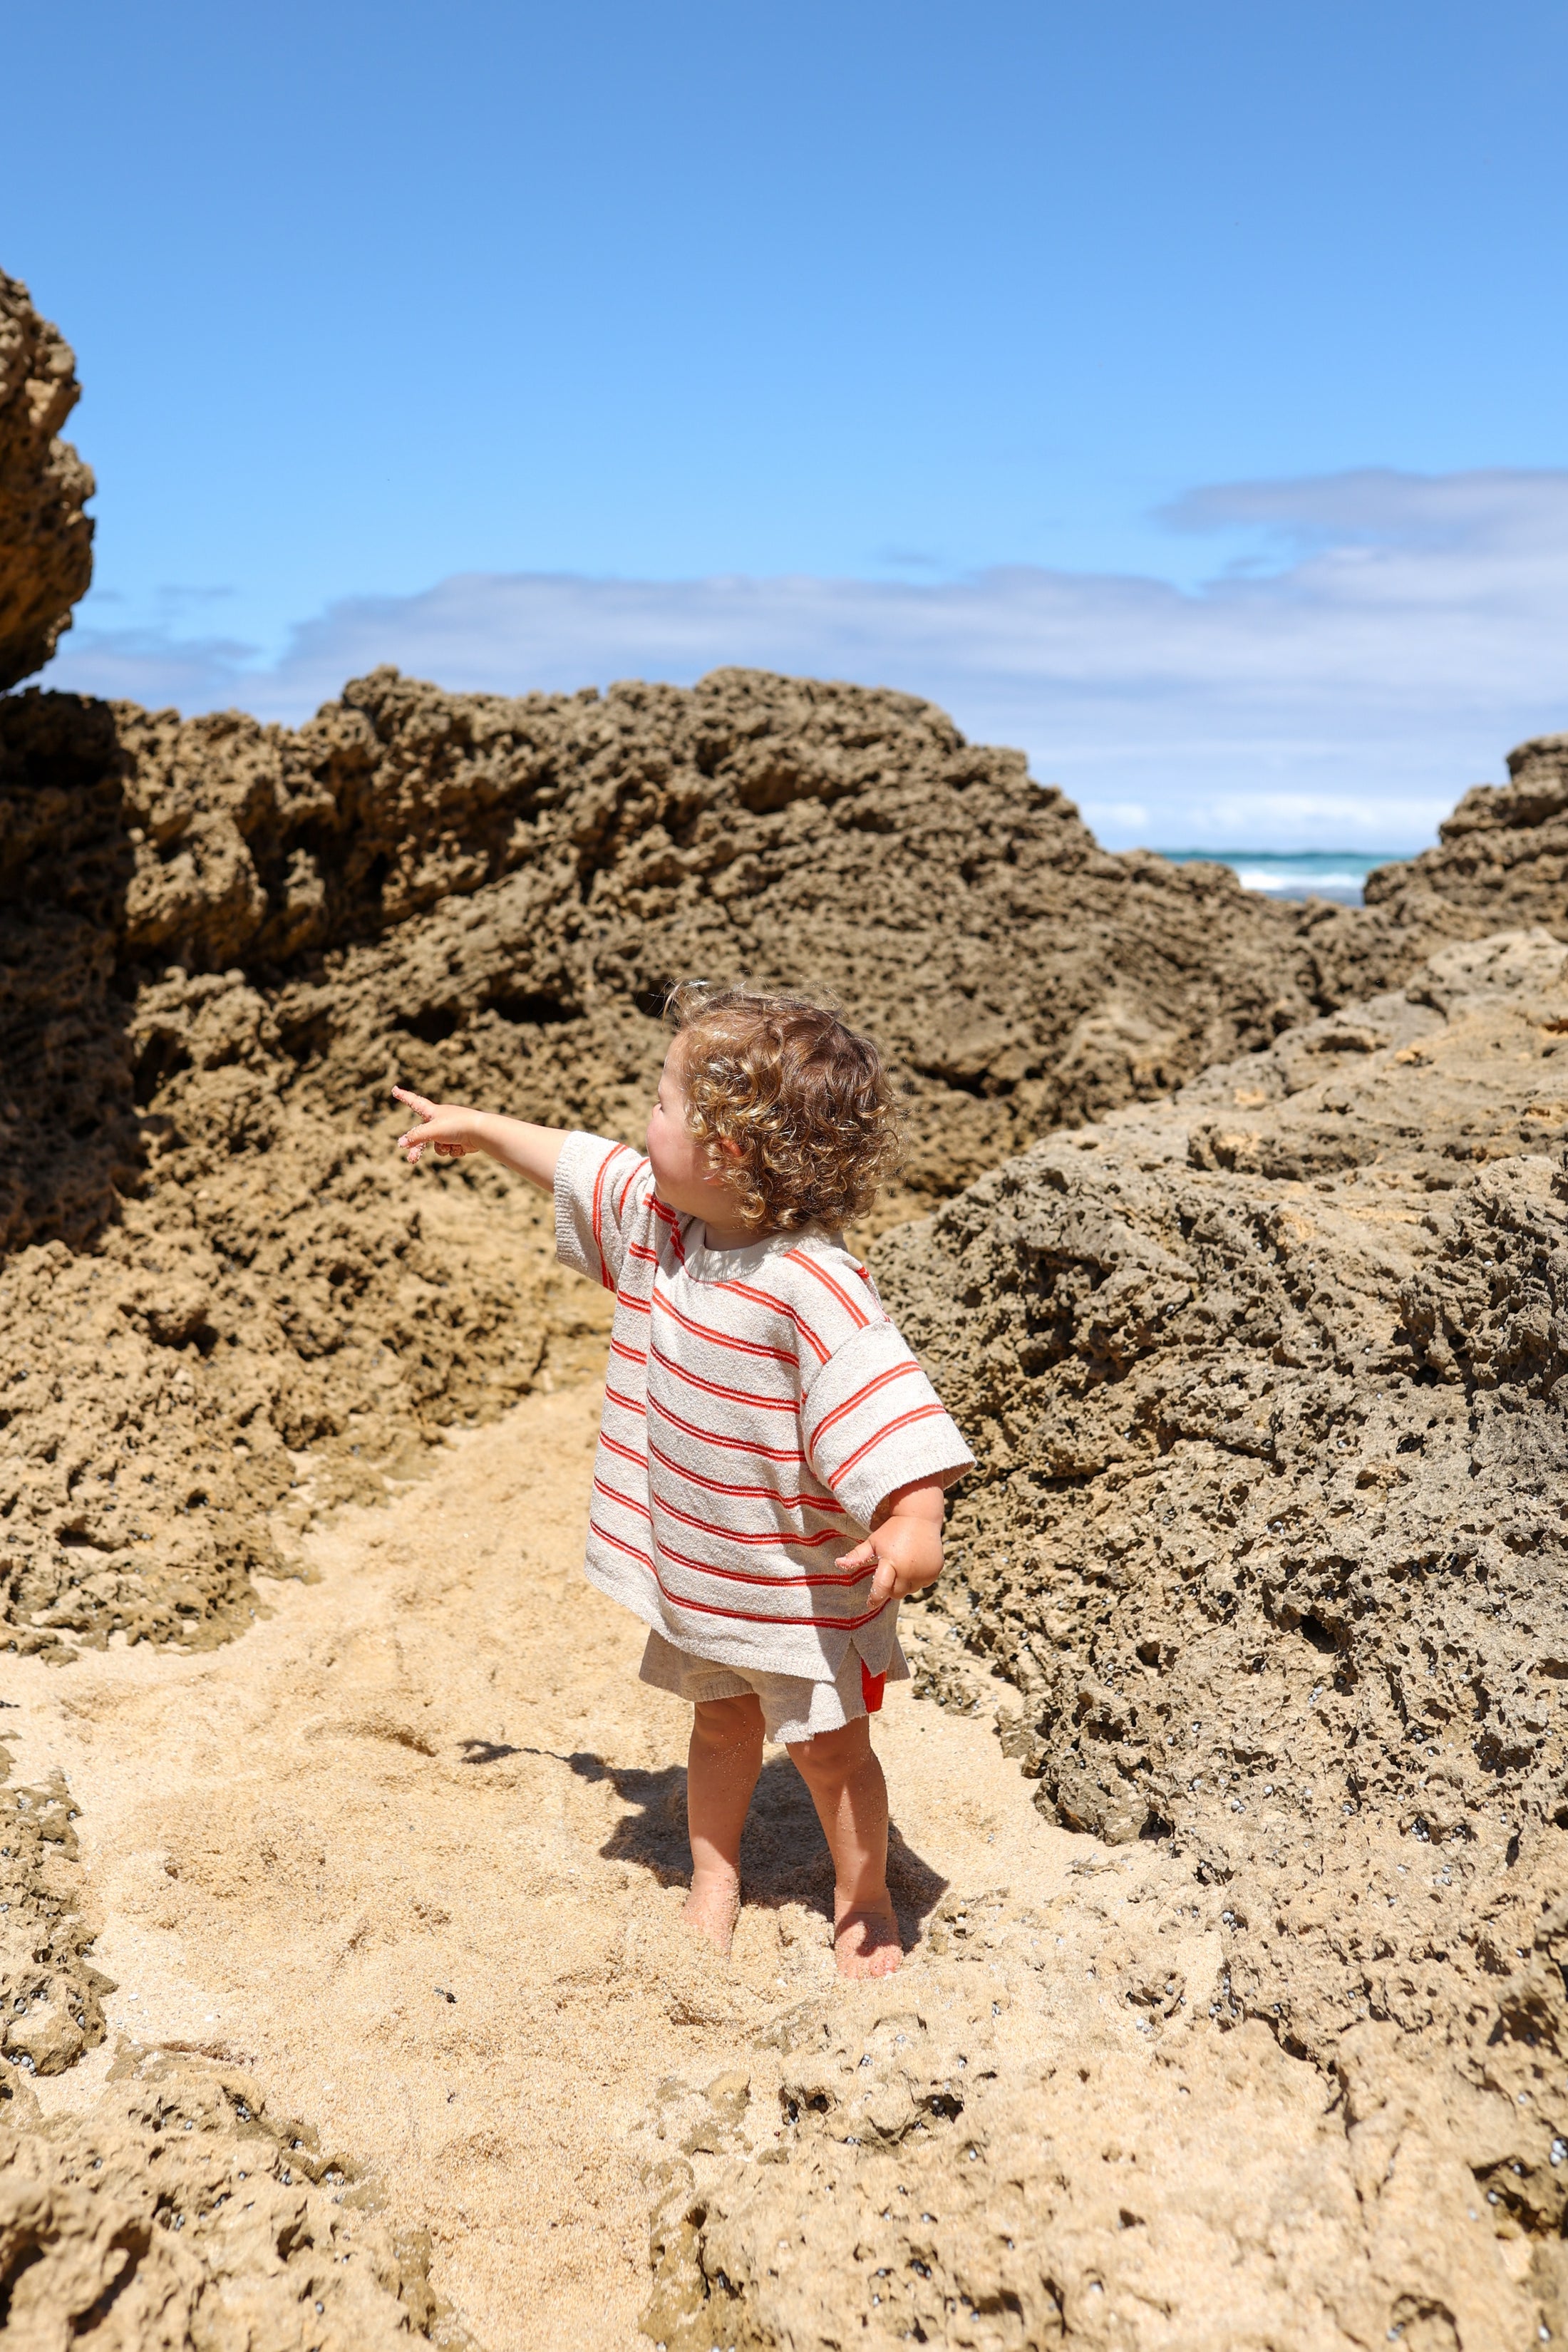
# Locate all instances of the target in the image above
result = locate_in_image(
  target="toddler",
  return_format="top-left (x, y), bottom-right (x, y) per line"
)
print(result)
top-left (392, 986), bottom-right (972, 1978)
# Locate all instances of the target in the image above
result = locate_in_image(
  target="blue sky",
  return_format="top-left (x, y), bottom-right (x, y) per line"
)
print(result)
top-left (10, 0), bottom-right (1568, 847)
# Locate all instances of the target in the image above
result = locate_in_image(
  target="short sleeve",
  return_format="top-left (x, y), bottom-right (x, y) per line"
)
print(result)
top-left (553, 1132), bottom-right (653, 1291)
top-left (800, 1321), bottom-right (975, 1527)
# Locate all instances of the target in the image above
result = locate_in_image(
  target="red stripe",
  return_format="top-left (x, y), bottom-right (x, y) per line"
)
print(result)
top-left (589, 1152), bottom-right (615, 1290)
top-left (649, 1336), bottom-right (798, 1413)
top-left (648, 1392), bottom-right (805, 1463)
top-left (652, 1283), bottom-right (798, 1366)
top-left (594, 1475), bottom-right (651, 1520)
top-left (627, 1240), bottom-right (661, 1267)
top-left (604, 1383), bottom-right (648, 1418)
top-left (609, 1337), bottom-right (647, 1367)
top-left (658, 1532), bottom-right (877, 1589)
top-left (589, 1517), bottom-right (889, 1627)
top-left (648, 1197), bottom-right (688, 1263)
top-left (603, 1428), bottom-right (845, 1515)
top-left (617, 1157), bottom-right (649, 1220)
top-left (787, 1248), bottom-right (870, 1329)
top-left (646, 1433), bottom-right (845, 1513)
top-left (812, 1360), bottom-right (919, 1447)
top-left (596, 1480), bottom-right (856, 1576)
top-left (832, 1401), bottom-right (950, 1480)
top-left (592, 1482), bottom-right (866, 1582)
top-left (618, 1293), bottom-right (651, 1316)
top-left (716, 1276), bottom-right (829, 1363)
top-left (652, 1490), bottom-right (846, 1550)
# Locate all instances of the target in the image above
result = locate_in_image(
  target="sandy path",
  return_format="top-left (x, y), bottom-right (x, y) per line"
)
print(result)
top-left (1, 1380), bottom-right (1072, 2350)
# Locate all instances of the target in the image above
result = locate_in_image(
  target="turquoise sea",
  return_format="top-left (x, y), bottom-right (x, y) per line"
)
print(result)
top-left (1155, 850), bottom-right (1408, 907)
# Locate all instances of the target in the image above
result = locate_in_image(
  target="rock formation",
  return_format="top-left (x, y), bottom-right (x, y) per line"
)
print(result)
top-left (1, 663), bottom-right (1433, 1265)
top-left (1367, 731), bottom-right (1568, 936)
top-left (646, 927), bottom-right (1568, 2348)
top-left (0, 1758), bottom-right (110, 2085)
top-left (0, 1726), bottom-right (461, 2346)
top-left (0, 2052), bottom-right (453, 2349)
top-left (1, 665), bottom-right (1467, 1668)
top-left (6, 674), bottom-right (1568, 2341)
top-left (8, 636), bottom-right (1568, 2337)
top-left (0, 274), bottom-right (93, 691)
top-left (883, 926), bottom-right (1568, 1877)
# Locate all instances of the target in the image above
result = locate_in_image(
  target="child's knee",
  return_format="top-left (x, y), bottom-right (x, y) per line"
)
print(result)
top-left (691, 1693), bottom-right (764, 1750)
top-left (788, 1718), bottom-right (870, 1780)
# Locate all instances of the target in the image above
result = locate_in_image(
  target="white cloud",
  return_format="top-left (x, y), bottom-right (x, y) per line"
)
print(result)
top-left (40, 468), bottom-right (1568, 850)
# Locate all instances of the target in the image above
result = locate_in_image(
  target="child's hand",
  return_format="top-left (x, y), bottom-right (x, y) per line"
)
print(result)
top-left (390, 1093), bottom-right (567, 1192)
top-left (392, 1087), bottom-right (485, 1166)
top-left (835, 1477), bottom-right (946, 1606)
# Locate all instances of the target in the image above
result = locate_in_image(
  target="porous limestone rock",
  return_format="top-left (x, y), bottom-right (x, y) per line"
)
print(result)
top-left (0, 2042), bottom-right (460, 2350)
top-left (0, 274), bottom-right (93, 691)
top-left (639, 930), bottom-right (1568, 2349)
top-left (0, 1743), bottom-right (111, 2083)
top-left (640, 1872), bottom-right (1568, 2351)
top-left (877, 929), bottom-right (1568, 1884)
top-left (1, 668), bottom-right (1462, 1665)
top-left (1366, 731), bottom-right (1568, 937)
top-left (0, 1748), bottom-right (460, 2348)
top-left (1, 666), bottom-right (1418, 1258)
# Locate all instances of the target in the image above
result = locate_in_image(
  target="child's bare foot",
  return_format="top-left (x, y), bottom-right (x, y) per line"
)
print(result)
top-left (683, 1872), bottom-right (741, 1956)
top-left (834, 1893), bottom-right (902, 1979)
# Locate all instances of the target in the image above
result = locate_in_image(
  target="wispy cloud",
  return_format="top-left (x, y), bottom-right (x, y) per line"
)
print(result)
top-left (41, 469), bottom-right (1568, 850)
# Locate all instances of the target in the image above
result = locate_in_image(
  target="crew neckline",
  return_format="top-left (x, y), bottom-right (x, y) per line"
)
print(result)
top-left (684, 1223), bottom-right (798, 1283)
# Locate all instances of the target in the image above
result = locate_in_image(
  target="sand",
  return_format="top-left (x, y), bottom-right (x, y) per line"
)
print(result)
top-left (1, 1378), bottom-right (1072, 2349)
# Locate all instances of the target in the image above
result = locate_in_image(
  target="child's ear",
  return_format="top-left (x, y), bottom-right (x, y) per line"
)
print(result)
top-left (714, 1137), bottom-right (744, 1162)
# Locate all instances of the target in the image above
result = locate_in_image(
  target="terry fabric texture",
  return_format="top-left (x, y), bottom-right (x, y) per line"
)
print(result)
top-left (555, 1130), bottom-right (974, 1682)
top-left (638, 1626), bottom-right (910, 1746)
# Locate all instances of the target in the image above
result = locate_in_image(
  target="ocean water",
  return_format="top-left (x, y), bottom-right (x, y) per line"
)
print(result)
top-left (1154, 850), bottom-right (1407, 907)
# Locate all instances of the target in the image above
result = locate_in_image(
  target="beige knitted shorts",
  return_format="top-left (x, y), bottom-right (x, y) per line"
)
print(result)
top-left (639, 1628), bottom-right (909, 1746)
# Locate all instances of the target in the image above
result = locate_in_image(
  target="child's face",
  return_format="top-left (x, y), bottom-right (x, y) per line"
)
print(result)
top-left (645, 1038), bottom-right (744, 1229)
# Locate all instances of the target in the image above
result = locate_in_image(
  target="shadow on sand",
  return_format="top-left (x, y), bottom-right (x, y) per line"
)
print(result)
top-left (469, 1743), bottom-right (949, 1954)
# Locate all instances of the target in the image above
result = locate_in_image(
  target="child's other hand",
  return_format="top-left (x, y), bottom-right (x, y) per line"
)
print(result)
top-left (392, 1086), bottom-right (483, 1166)
top-left (835, 1477), bottom-right (946, 1606)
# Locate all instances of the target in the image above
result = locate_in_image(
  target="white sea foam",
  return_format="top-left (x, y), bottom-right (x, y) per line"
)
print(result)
top-left (1155, 850), bottom-right (1401, 905)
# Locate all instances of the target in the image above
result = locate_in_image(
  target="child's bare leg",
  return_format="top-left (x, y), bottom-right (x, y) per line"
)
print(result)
top-left (683, 1693), bottom-right (765, 1954)
top-left (788, 1718), bottom-right (902, 1979)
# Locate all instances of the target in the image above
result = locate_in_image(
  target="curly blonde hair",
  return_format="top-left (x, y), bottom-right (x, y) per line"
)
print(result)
top-left (666, 983), bottom-right (901, 1235)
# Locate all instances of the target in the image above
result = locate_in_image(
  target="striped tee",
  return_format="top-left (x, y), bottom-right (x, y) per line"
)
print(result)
top-left (555, 1131), bottom-right (975, 1683)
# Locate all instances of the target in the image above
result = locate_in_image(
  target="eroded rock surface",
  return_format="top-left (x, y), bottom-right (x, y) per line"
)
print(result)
top-left (643, 1858), bottom-right (1568, 2351)
top-left (0, 1738), bottom-right (110, 2084)
top-left (879, 930), bottom-right (1568, 1885)
top-left (1368, 731), bottom-right (1568, 937)
top-left (2, 667), bottom-right (1468, 1666)
top-left (0, 2044), bottom-right (459, 2351)
top-left (649, 925), bottom-right (1568, 2349)
top-left (0, 1745), bottom-right (457, 2349)
top-left (0, 275), bottom-right (93, 692)
top-left (2, 665), bottom-right (1428, 1259)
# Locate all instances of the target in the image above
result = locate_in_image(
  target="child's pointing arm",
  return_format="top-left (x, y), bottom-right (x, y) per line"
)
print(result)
top-left (391, 1087), bottom-right (567, 1192)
